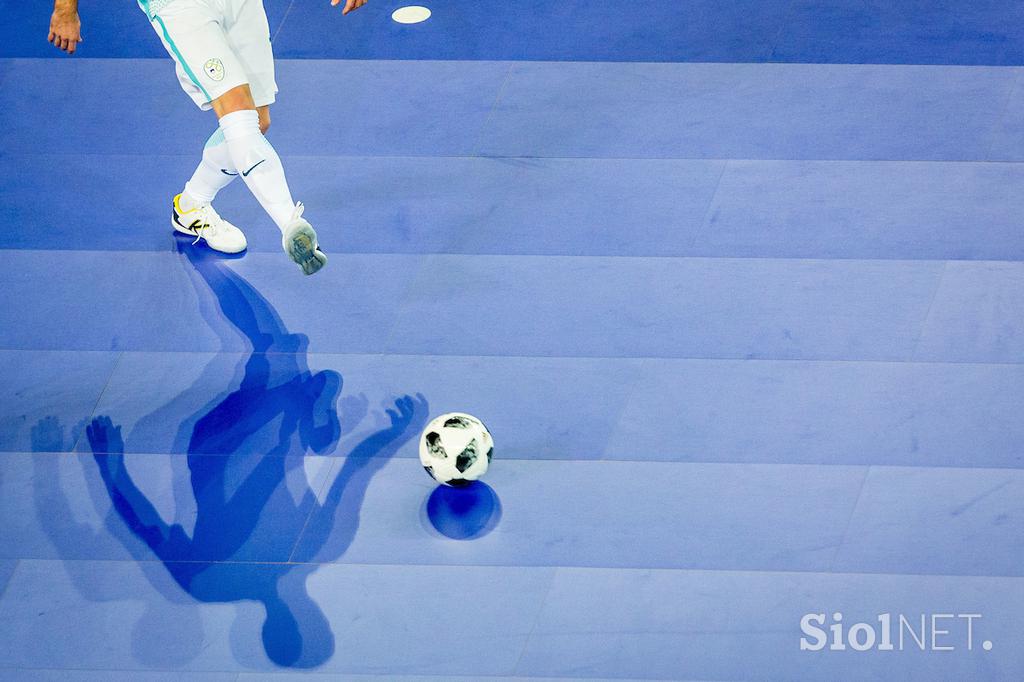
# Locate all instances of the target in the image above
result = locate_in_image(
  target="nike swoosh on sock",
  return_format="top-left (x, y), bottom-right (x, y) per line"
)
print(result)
top-left (241, 159), bottom-right (267, 177)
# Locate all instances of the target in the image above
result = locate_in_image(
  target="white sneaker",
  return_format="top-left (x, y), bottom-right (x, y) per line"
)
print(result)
top-left (281, 203), bottom-right (327, 275)
top-left (171, 194), bottom-right (248, 254)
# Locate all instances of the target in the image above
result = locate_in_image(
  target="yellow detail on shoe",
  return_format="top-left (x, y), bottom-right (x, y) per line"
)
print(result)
top-left (173, 193), bottom-right (200, 216)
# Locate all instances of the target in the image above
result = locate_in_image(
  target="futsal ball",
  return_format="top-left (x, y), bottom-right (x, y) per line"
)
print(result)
top-left (419, 413), bottom-right (493, 487)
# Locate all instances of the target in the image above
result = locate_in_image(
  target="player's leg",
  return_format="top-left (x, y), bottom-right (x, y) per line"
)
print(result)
top-left (176, 104), bottom-right (271, 227)
top-left (181, 129), bottom-right (237, 211)
top-left (211, 86), bottom-right (326, 275)
top-left (146, 1), bottom-right (248, 253)
top-left (214, 0), bottom-right (326, 275)
top-left (211, 86), bottom-right (294, 233)
top-left (173, 127), bottom-right (248, 252)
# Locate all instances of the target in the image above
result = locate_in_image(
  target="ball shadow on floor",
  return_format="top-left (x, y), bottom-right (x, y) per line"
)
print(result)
top-left (421, 481), bottom-right (502, 540)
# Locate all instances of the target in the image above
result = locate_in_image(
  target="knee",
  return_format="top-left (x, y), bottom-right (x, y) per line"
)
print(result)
top-left (212, 84), bottom-right (257, 119)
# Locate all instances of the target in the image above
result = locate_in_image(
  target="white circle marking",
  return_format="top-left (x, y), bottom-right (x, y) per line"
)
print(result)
top-left (392, 6), bottom-right (431, 24)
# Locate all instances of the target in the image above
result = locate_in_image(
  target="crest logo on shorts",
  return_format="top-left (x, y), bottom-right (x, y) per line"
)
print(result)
top-left (204, 58), bottom-right (225, 82)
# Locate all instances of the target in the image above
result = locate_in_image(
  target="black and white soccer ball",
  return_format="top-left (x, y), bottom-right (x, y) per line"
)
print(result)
top-left (419, 413), bottom-right (493, 487)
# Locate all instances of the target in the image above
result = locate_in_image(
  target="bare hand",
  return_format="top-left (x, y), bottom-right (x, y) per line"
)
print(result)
top-left (331, 0), bottom-right (368, 15)
top-left (49, 9), bottom-right (83, 54)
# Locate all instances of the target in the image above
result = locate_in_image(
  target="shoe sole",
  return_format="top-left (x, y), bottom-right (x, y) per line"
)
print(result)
top-left (171, 218), bottom-right (246, 254)
top-left (285, 223), bottom-right (327, 275)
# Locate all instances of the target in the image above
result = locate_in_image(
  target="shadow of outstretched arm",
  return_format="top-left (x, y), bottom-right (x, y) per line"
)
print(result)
top-left (295, 394), bottom-right (429, 562)
top-left (87, 416), bottom-right (189, 562)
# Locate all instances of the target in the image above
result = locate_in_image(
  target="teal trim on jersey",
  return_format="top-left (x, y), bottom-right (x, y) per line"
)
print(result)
top-left (152, 14), bottom-right (212, 103)
top-left (139, 0), bottom-right (175, 20)
top-left (205, 128), bottom-right (226, 149)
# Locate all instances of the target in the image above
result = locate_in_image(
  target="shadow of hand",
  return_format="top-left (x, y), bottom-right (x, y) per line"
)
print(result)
top-left (86, 415), bottom-right (125, 456)
top-left (384, 393), bottom-right (430, 436)
top-left (31, 415), bottom-right (66, 452)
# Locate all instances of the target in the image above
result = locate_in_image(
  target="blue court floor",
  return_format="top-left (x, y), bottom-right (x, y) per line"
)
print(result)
top-left (2, 1), bottom-right (1024, 680)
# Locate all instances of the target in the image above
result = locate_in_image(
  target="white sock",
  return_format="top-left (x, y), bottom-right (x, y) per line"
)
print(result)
top-left (218, 109), bottom-right (295, 232)
top-left (181, 128), bottom-right (237, 211)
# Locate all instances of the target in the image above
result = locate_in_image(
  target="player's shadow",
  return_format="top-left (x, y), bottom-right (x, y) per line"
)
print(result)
top-left (33, 239), bottom-right (427, 669)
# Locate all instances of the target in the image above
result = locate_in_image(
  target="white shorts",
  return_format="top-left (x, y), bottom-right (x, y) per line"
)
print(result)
top-left (142, 0), bottom-right (278, 111)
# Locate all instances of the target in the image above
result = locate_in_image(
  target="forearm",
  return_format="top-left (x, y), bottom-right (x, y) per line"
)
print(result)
top-left (53, 0), bottom-right (78, 15)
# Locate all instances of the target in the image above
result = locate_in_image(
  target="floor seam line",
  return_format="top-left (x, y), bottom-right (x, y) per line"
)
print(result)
top-left (270, 0), bottom-right (297, 44)
top-left (828, 465), bottom-right (872, 572)
top-left (8, 56), bottom-right (1024, 67)
top-left (10, 152), bottom-right (1024, 164)
top-left (764, 0), bottom-right (800, 62)
top-left (910, 261), bottom-right (949, 359)
top-left (68, 350), bottom-right (125, 453)
top-left (0, 559), bottom-right (20, 602)
top-left (984, 66), bottom-right (1023, 160)
top-left (285, 456), bottom-right (344, 563)
top-left (686, 159), bottom-right (730, 250)
top-left (4, 348), bottom-right (1024, 365)
top-left (7, 557), bottom-right (1023, 580)
top-left (3, 249), bottom-right (1022, 265)
top-left (5, 451), bottom-right (1024, 472)
top-left (510, 568), bottom-right (559, 676)
top-left (468, 62), bottom-right (517, 157)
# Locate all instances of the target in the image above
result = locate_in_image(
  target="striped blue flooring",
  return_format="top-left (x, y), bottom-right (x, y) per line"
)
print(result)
top-left (2, 12), bottom-right (1023, 681)
top-left (4, 60), bottom-right (1024, 160)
